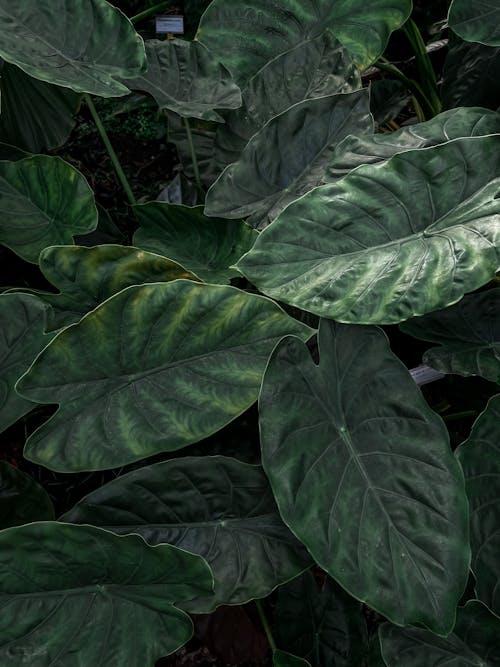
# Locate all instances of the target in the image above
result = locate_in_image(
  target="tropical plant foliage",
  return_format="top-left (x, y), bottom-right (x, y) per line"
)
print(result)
top-left (0, 0), bottom-right (499, 665)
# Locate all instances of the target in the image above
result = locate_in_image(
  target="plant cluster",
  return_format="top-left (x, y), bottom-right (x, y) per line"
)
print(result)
top-left (0, 0), bottom-right (499, 665)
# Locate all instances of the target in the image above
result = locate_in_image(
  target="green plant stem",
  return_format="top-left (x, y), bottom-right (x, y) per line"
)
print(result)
top-left (255, 600), bottom-right (277, 652)
top-left (402, 18), bottom-right (441, 117)
top-left (443, 410), bottom-right (478, 423)
top-left (183, 117), bottom-right (203, 192)
top-left (84, 94), bottom-right (136, 206)
top-left (374, 59), bottom-right (435, 121)
top-left (130, 1), bottom-right (174, 24)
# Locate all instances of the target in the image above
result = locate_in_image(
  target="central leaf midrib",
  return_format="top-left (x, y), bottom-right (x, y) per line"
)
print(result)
top-left (95, 512), bottom-right (279, 531)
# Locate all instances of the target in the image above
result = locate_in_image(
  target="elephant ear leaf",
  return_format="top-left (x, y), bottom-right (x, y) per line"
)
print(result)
top-left (448, 0), bottom-right (500, 46)
top-left (260, 319), bottom-right (470, 635)
top-left (0, 462), bottom-right (54, 529)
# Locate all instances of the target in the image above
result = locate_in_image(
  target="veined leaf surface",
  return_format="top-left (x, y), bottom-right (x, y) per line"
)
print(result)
top-left (0, 522), bottom-right (212, 666)
top-left (260, 319), bottom-right (470, 634)
top-left (448, 0), bottom-right (500, 46)
top-left (442, 42), bottom-right (500, 111)
top-left (61, 456), bottom-right (312, 612)
top-left (17, 281), bottom-right (312, 471)
top-left (237, 136), bottom-right (500, 324)
top-left (0, 462), bottom-right (54, 529)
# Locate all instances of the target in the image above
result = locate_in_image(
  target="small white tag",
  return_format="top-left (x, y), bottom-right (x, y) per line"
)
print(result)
top-left (409, 365), bottom-right (445, 386)
top-left (155, 15), bottom-right (184, 34)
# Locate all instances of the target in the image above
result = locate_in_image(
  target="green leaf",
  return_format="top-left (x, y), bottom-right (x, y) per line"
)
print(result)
top-left (456, 395), bottom-right (500, 615)
top-left (0, 522), bottom-right (213, 665)
top-left (370, 79), bottom-right (410, 128)
top-left (0, 0), bottom-right (146, 97)
top-left (379, 600), bottom-right (500, 666)
top-left (0, 63), bottom-right (80, 153)
top-left (17, 281), bottom-right (312, 472)
top-left (274, 650), bottom-right (311, 667)
top-left (442, 42), bottom-right (500, 111)
top-left (0, 293), bottom-right (53, 434)
top-left (125, 39), bottom-right (241, 122)
top-left (214, 32), bottom-right (361, 169)
top-left (0, 156), bottom-right (98, 263)
top-left (260, 319), bottom-right (470, 634)
top-left (237, 136), bottom-right (500, 324)
top-left (133, 203), bottom-right (258, 283)
top-left (400, 289), bottom-right (500, 383)
top-left (205, 90), bottom-right (372, 228)
top-left (197, 0), bottom-right (411, 84)
top-left (0, 143), bottom-right (29, 161)
top-left (326, 107), bottom-right (500, 182)
top-left (61, 456), bottom-right (311, 612)
top-left (167, 113), bottom-right (218, 188)
top-left (275, 571), bottom-right (368, 667)
top-left (0, 462), bottom-right (54, 529)
top-left (448, 0), bottom-right (500, 46)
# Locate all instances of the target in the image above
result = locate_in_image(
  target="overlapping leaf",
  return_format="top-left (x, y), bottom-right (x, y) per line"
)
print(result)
top-left (400, 289), bottom-right (500, 383)
top-left (442, 42), bottom-right (500, 110)
top-left (456, 395), bottom-right (500, 615)
top-left (205, 90), bottom-right (372, 228)
top-left (133, 203), bottom-right (258, 283)
top-left (0, 522), bottom-right (212, 666)
top-left (448, 0), bottom-right (500, 46)
top-left (61, 456), bottom-right (311, 612)
top-left (274, 650), bottom-right (311, 667)
top-left (17, 281), bottom-right (312, 471)
top-left (260, 319), bottom-right (470, 634)
top-left (0, 462), bottom-right (54, 529)
top-left (167, 113), bottom-right (219, 187)
top-left (237, 136), bottom-right (500, 324)
top-left (0, 156), bottom-right (98, 263)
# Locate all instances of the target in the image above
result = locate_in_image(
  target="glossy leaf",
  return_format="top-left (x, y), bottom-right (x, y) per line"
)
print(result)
top-left (237, 136), bottom-right (500, 324)
top-left (380, 600), bottom-right (500, 666)
top-left (0, 63), bottom-right (80, 153)
top-left (442, 42), bottom-right (500, 111)
top-left (457, 395), bottom-right (500, 614)
top-left (0, 0), bottom-right (146, 96)
top-left (275, 571), bottom-right (368, 667)
top-left (61, 456), bottom-right (311, 612)
top-left (400, 289), bottom-right (500, 383)
top-left (274, 650), bottom-right (311, 667)
top-left (133, 203), bottom-right (258, 283)
top-left (0, 293), bottom-right (53, 434)
top-left (260, 319), bottom-right (470, 634)
top-left (197, 0), bottom-right (411, 84)
top-left (125, 39), bottom-right (242, 122)
top-left (0, 156), bottom-right (98, 263)
top-left (205, 90), bottom-right (372, 228)
top-left (448, 0), bottom-right (500, 46)
top-left (17, 281), bottom-right (312, 471)
top-left (0, 522), bottom-right (213, 666)
top-left (0, 462), bottom-right (54, 529)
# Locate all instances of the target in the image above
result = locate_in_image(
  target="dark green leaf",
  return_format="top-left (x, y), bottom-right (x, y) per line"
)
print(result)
top-left (448, 0), bottom-right (500, 46)
top-left (370, 79), bottom-right (410, 128)
top-left (167, 113), bottom-right (218, 187)
top-left (274, 650), bottom-right (311, 667)
top-left (442, 41), bottom-right (500, 110)
top-left (0, 143), bottom-right (29, 161)
top-left (260, 319), bottom-right (470, 634)
top-left (0, 462), bottom-right (54, 528)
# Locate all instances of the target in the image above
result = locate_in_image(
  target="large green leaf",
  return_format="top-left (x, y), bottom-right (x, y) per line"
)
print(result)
top-left (197, 0), bottom-right (411, 84)
top-left (456, 395), bottom-right (500, 615)
top-left (0, 293), bottom-right (53, 434)
top-left (274, 650), bottom-right (311, 667)
top-left (260, 319), bottom-right (470, 634)
top-left (0, 462), bottom-right (54, 529)
top-left (400, 289), bottom-right (500, 383)
top-left (61, 456), bottom-right (311, 612)
top-left (442, 42), bottom-right (500, 111)
top-left (205, 90), bottom-right (372, 228)
top-left (167, 113), bottom-right (218, 187)
top-left (448, 0), bottom-right (500, 46)
top-left (133, 203), bottom-right (258, 283)
top-left (275, 571), bottom-right (368, 666)
top-left (0, 0), bottom-right (146, 97)
top-left (214, 32), bottom-right (361, 169)
top-left (125, 39), bottom-right (241, 122)
top-left (0, 156), bottom-right (98, 263)
top-left (17, 281), bottom-right (312, 472)
top-left (0, 63), bottom-right (80, 153)
top-left (0, 522), bottom-right (212, 666)
top-left (237, 136), bottom-right (500, 324)
top-left (326, 107), bottom-right (500, 182)
top-left (379, 601), bottom-right (500, 666)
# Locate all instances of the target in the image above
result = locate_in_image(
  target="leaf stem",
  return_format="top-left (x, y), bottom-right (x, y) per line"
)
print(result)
top-left (256, 599), bottom-right (277, 652)
top-left (130, 1), bottom-right (175, 24)
top-left (84, 94), bottom-right (136, 206)
top-left (443, 410), bottom-right (478, 423)
top-left (183, 116), bottom-right (203, 192)
top-left (373, 59), bottom-right (435, 120)
top-left (402, 18), bottom-right (441, 117)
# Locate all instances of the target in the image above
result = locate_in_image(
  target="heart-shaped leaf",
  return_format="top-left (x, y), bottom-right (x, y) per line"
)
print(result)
top-left (133, 203), bottom-right (258, 283)
top-left (448, 0), bottom-right (500, 46)
top-left (0, 522), bottom-right (212, 666)
top-left (0, 0), bottom-right (146, 96)
top-left (0, 293), bottom-right (53, 434)
top-left (456, 395), bottom-right (500, 615)
top-left (17, 280), bottom-right (312, 471)
top-left (379, 601), bottom-right (500, 666)
top-left (0, 462), bottom-right (54, 528)
top-left (197, 0), bottom-right (411, 84)
top-left (0, 156), bottom-right (98, 263)
top-left (61, 456), bottom-right (311, 612)
top-left (125, 39), bottom-right (242, 122)
top-left (260, 319), bottom-right (470, 634)
top-left (237, 136), bottom-right (500, 324)
top-left (442, 42), bottom-right (500, 110)
top-left (274, 650), bottom-right (311, 667)
top-left (400, 289), bottom-right (500, 383)
top-left (205, 90), bottom-right (372, 228)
